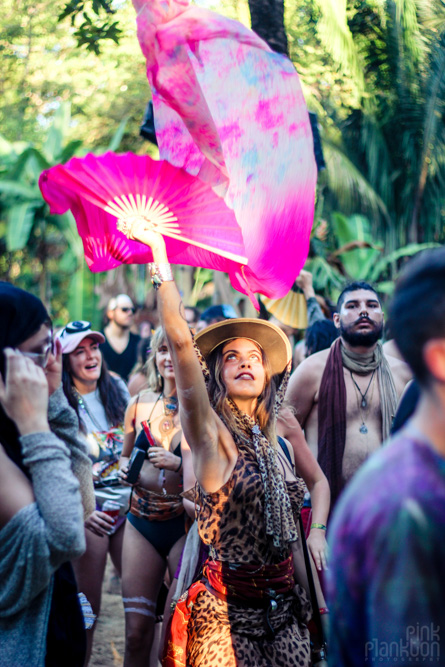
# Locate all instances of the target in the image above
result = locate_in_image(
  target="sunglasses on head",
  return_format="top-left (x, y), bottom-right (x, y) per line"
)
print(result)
top-left (120, 307), bottom-right (136, 314)
top-left (62, 321), bottom-right (92, 334)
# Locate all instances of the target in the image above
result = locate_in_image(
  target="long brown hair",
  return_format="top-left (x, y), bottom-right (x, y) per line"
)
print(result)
top-left (62, 353), bottom-right (127, 432)
top-left (206, 340), bottom-right (280, 445)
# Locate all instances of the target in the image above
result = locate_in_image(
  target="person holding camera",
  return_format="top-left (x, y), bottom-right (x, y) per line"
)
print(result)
top-left (58, 321), bottom-right (130, 665)
top-left (119, 326), bottom-right (186, 667)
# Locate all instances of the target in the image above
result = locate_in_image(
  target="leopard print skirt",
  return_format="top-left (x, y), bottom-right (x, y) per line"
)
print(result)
top-left (186, 585), bottom-right (311, 666)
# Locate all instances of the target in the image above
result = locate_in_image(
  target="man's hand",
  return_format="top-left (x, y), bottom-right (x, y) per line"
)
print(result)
top-left (0, 349), bottom-right (50, 435)
top-left (45, 337), bottom-right (63, 396)
top-left (296, 269), bottom-right (316, 300)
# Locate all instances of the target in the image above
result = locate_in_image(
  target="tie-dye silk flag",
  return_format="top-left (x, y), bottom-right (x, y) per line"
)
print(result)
top-left (133, 0), bottom-right (317, 303)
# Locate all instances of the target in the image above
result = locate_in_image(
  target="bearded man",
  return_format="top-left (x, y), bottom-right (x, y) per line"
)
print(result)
top-left (286, 281), bottom-right (411, 507)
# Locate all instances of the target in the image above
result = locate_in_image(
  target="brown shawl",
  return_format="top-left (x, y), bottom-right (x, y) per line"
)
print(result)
top-left (317, 339), bottom-right (398, 507)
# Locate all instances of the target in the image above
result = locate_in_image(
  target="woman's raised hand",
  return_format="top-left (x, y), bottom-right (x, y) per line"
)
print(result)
top-left (128, 219), bottom-right (167, 256)
top-left (0, 349), bottom-right (50, 435)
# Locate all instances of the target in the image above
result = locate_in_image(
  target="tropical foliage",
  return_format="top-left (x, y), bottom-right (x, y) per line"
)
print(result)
top-left (308, 0), bottom-right (445, 253)
top-left (306, 212), bottom-right (440, 303)
top-left (0, 102), bottom-right (131, 324)
top-left (1, 0), bottom-right (444, 321)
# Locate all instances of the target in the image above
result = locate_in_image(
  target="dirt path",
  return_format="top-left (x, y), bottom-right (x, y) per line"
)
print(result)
top-left (89, 561), bottom-right (125, 667)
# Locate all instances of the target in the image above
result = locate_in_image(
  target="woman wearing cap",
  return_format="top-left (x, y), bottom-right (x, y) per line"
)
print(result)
top-left (118, 326), bottom-right (186, 666)
top-left (127, 225), bottom-right (317, 666)
top-left (58, 321), bottom-right (130, 665)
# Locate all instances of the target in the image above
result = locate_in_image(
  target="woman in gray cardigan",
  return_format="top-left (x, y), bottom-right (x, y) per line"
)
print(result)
top-left (0, 283), bottom-right (92, 667)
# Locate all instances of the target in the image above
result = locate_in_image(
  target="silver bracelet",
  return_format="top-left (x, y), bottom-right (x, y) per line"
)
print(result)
top-left (149, 263), bottom-right (173, 290)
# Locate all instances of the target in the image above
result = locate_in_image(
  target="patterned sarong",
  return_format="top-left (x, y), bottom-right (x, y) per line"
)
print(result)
top-left (131, 485), bottom-right (184, 522)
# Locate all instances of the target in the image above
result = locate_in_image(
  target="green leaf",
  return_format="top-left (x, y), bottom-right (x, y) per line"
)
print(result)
top-left (323, 139), bottom-right (391, 223)
top-left (59, 140), bottom-right (84, 163)
top-left (374, 281), bottom-right (395, 295)
top-left (106, 117), bottom-right (128, 151)
top-left (6, 202), bottom-right (40, 251)
top-left (6, 147), bottom-right (51, 182)
top-left (58, 248), bottom-right (79, 272)
top-left (305, 256), bottom-right (344, 292)
top-left (0, 180), bottom-right (41, 200)
top-left (370, 243), bottom-right (442, 282)
top-left (43, 102), bottom-right (72, 163)
top-left (313, 0), bottom-right (366, 102)
top-left (331, 213), bottom-right (383, 280)
top-left (55, 212), bottom-right (84, 258)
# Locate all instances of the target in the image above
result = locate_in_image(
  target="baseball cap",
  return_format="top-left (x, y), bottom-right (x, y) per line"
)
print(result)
top-left (57, 321), bottom-right (105, 354)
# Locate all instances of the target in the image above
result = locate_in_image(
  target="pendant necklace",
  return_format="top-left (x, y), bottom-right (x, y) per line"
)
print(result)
top-left (350, 369), bottom-right (376, 409)
top-left (159, 394), bottom-right (179, 435)
top-left (351, 370), bottom-right (376, 434)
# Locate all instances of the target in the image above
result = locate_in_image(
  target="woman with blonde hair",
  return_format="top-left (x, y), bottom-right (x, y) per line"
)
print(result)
top-left (120, 326), bottom-right (186, 666)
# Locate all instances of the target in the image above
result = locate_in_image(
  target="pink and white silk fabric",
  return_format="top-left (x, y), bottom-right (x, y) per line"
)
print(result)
top-left (134, 0), bottom-right (317, 301)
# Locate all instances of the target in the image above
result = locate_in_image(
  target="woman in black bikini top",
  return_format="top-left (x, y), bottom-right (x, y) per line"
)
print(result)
top-left (119, 326), bottom-right (186, 666)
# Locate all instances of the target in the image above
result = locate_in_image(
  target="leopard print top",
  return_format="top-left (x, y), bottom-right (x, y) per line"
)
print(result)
top-left (196, 444), bottom-right (305, 565)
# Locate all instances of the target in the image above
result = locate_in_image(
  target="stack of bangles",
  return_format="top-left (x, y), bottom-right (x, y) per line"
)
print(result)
top-left (310, 523), bottom-right (326, 531)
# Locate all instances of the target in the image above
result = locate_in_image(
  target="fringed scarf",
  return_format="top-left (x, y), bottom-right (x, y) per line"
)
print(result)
top-left (318, 339), bottom-right (398, 506)
top-left (193, 340), bottom-right (297, 552)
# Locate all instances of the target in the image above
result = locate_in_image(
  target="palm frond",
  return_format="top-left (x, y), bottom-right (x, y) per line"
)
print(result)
top-left (410, 29), bottom-right (445, 238)
top-left (395, 0), bottom-right (427, 69)
top-left (313, 0), bottom-right (366, 100)
top-left (322, 137), bottom-right (391, 225)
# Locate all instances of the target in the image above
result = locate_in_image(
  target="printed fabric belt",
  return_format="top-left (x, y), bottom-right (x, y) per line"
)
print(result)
top-left (130, 485), bottom-right (184, 522)
top-left (162, 555), bottom-right (294, 667)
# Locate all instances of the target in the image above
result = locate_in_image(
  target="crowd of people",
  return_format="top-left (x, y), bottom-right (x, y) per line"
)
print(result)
top-left (1, 244), bottom-right (444, 667)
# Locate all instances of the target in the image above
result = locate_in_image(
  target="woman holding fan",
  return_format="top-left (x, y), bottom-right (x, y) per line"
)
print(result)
top-left (126, 223), bottom-right (316, 667)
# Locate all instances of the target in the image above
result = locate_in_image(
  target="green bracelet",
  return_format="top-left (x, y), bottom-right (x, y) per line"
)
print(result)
top-left (311, 523), bottom-right (326, 531)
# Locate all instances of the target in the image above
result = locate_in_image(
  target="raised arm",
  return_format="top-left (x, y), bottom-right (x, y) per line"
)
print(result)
top-left (0, 351), bottom-right (85, 614)
top-left (128, 224), bottom-right (235, 491)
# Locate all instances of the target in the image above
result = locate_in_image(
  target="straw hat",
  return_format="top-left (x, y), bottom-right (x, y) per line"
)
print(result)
top-left (194, 318), bottom-right (292, 375)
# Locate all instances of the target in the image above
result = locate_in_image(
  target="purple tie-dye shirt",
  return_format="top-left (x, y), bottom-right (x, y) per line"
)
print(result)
top-left (327, 423), bottom-right (445, 666)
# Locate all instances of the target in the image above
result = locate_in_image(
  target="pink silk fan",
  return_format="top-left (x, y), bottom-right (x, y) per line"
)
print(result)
top-left (39, 152), bottom-right (248, 276)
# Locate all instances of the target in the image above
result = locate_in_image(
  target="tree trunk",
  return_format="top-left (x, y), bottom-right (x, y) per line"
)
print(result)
top-left (247, 0), bottom-right (288, 55)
